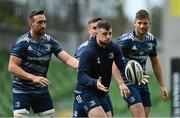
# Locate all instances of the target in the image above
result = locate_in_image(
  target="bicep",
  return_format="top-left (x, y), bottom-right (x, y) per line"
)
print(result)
top-left (9, 55), bottom-right (22, 66)
top-left (150, 56), bottom-right (159, 65)
top-left (8, 55), bottom-right (22, 72)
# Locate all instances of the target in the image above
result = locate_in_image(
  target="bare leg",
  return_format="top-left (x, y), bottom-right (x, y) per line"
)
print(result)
top-left (129, 103), bottom-right (146, 117)
top-left (88, 106), bottom-right (108, 118)
top-left (106, 111), bottom-right (113, 118)
top-left (144, 106), bottom-right (150, 117)
top-left (36, 109), bottom-right (55, 117)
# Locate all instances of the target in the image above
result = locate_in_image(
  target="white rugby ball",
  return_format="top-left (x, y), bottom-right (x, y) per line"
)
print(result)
top-left (125, 60), bottom-right (143, 84)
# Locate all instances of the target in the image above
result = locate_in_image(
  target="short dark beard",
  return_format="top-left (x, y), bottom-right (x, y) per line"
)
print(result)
top-left (36, 30), bottom-right (45, 36)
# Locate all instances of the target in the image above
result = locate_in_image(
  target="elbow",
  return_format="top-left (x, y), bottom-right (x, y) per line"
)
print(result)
top-left (8, 64), bottom-right (15, 74)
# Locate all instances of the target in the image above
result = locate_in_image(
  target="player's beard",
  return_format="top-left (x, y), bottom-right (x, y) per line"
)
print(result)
top-left (136, 28), bottom-right (147, 38)
top-left (139, 27), bottom-right (148, 35)
top-left (35, 29), bottom-right (45, 36)
top-left (99, 39), bottom-right (111, 46)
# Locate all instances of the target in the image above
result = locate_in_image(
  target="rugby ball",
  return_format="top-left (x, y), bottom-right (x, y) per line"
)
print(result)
top-left (125, 60), bottom-right (143, 84)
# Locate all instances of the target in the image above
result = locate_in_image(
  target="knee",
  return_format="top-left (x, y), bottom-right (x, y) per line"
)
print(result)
top-left (14, 108), bottom-right (29, 117)
top-left (129, 103), bottom-right (146, 117)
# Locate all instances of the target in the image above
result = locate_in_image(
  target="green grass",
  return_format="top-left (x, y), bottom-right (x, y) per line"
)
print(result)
top-left (0, 50), bottom-right (12, 116)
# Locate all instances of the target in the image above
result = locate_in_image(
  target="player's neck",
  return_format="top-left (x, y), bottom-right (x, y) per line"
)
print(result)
top-left (135, 31), bottom-right (145, 40)
top-left (97, 40), bottom-right (106, 48)
top-left (30, 30), bottom-right (43, 41)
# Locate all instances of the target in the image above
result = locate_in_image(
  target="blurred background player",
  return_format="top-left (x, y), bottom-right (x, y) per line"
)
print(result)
top-left (73, 21), bottom-right (130, 117)
top-left (8, 10), bottom-right (78, 117)
top-left (114, 9), bottom-right (169, 117)
top-left (74, 17), bottom-right (103, 60)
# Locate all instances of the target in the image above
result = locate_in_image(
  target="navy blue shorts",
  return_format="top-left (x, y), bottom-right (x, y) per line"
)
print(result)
top-left (124, 84), bottom-right (151, 107)
top-left (73, 90), bottom-right (113, 117)
top-left (13, 91), bottom-right (53, 113)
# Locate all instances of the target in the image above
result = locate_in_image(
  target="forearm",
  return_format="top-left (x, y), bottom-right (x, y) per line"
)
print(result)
top-left (66, 57), bottom-right (79, 68)
top-left (153, 63), bottom-right (165, 87)
top-left (112, 62), bottom-right (125, 85)
top-left (8, 64), bottom-right (34, 81)
top-left (57, 51), bottom-right (79, 69)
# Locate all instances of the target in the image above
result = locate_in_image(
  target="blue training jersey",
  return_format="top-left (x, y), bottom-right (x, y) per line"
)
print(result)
top-left (11, 32), bottom-right (63, 94)
top-left (117, 30), bottom-right (158, 73)
top-left (74, 38), bottom-right (90, 60)
top-left (75, 37), bottom-right (128, 95)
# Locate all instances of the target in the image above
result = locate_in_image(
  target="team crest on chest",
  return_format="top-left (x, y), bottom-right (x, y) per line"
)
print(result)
top-left (147, 43), bottom-right (153, 50)
top-left (108, 52), bottom-right (114, 59)
top-left (44, 44), bottom-right (51, 51)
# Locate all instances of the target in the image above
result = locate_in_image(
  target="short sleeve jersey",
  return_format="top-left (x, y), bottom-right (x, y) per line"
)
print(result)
top-left (117, 31), bottom-right (158, 72)
top-left (11, 32), bottom-right (63, 93)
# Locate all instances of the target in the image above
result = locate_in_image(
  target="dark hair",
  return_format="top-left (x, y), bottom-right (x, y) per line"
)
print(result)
top-left (29, 10), bottom-right (45, 20)
top-left (88, 17), bottom-right (103, 25)
top-left (96, 21), bottom-right (112, 30)
top-left (135, 9), bottom-right (150, 20)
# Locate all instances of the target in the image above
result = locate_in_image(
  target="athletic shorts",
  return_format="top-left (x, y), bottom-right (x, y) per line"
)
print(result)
top-left (73, 90), bottom-right (113, 117)
top-left (13, 91), bottom-right (54, 113)
top-left (124, 84), bottom-right (151, 107)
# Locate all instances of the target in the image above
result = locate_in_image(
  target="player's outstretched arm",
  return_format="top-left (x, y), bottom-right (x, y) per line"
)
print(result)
top-left (57, 50), bottom-right (79, 69)
top-left (112, 62), bottom-right (130, 98)
top-left (8, 55), bottom-right (50, 86)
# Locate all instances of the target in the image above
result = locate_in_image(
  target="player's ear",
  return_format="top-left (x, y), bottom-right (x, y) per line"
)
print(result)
top-left (149, 21), bottom-right (152, 25)
top-left (133, 20), bottom-right (136, 27)
top-left (28, 20), bottom-right (33, 28)
top-left (88, 24), bottom-right (91, 33)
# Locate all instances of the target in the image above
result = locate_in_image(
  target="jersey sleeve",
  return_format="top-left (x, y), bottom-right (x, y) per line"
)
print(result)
top-left (50, 38), bottom-right (63, 56)
top-left (77, 50), bottom-right (97, 88)
top-left (74, 40), bottom-right (89, 60)
top-left (117, 36), bottom-right (131, 51)
top-left (11, 39), bottom-right (28, 59)
top-left (74, 45), bottom-right (86, 60)
top-left (149, 38), bottom-right (158, 57)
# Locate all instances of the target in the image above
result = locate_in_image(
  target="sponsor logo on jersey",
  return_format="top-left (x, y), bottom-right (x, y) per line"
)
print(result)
top-left (132, 45), bottom-right (137, 50)
top-left (28, 46), bottom-right (41, 56)
top-left (129, 96), bottom-right (135, 103)
top-left (28, 46), bottom-right (33, 51)
top-left (15, 101), bottom-right (21, 108)
top-left (97, 57), bottom-right (101, 64)
top-left (76, 95), bottom-right (82, 103)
